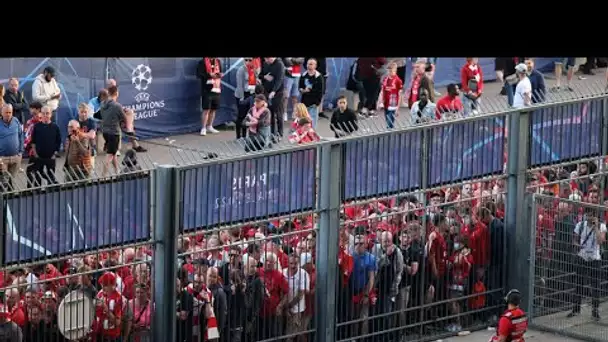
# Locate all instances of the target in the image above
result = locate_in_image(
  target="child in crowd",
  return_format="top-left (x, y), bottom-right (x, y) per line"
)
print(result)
top-left (381, 63), bottom-right (403, 129)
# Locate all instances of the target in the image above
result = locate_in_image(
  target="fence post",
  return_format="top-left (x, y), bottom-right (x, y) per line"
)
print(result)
top-left (316, 142), bottom-right (342, 342)
top-left (506, 110), bottom-right (532, 310)
top-left (0, 193), bottom-right (4, 267)
top-left (153, 165), bottom-right (178, 342)
top-left (602, 97), bottom-right (608, 157)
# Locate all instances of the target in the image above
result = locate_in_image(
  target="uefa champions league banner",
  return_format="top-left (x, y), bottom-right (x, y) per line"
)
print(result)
top-left (343, 131), bottom-right (423, 200)
top-left (181, 148), bottom-right (317, 230)
top-left (428, 117), bottom-right (506, 186)
top-left (529, 99), bottom-right (603, 166)
top-left (3, 177), bottom-right (151, 265)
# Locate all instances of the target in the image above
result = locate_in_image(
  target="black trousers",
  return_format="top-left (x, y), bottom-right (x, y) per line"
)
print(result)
top-left (266, 91), bottom-right (284, 137)
top-left (572, 257), bottom-right (602, 311)
top-left (26, 157), bottom-right (57, 187)
top-left (235, 95), bottom-right (252, 140)
top-left (362, 77), bottom-right (381, 111)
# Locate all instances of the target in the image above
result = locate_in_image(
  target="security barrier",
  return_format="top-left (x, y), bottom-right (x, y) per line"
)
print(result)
top-left (2, 90), bottom-right (608, 342)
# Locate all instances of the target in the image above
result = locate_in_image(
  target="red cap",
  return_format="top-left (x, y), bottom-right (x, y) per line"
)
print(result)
top-left (98, 272), bottom-right (117, 287)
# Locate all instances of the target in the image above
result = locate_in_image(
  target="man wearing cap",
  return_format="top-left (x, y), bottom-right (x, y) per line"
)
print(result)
top-left (93, 272), bottom-right (123, 342)
top-left (512, 63), bottom-right (532, 109)
top-left (32, 66), bottom-right (61, 123)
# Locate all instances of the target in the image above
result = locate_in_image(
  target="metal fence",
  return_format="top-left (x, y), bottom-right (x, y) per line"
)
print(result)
top-left (2, 89), bottom-right (608, 342)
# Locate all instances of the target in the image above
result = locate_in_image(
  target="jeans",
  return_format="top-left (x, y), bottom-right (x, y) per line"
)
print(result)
top-left (267, 92), bottom-right (284, 137)
top-left (504, 81), bottom-right (516, 107)
top-left (362, 77), bottom-right (381, 111)
top-left (385, 109), bottom-right (396, 129)
top-left (307, 105), bottom-right (319, 129)
top-left (235, 96), bottom-right (251, 139)
top-left (245, 126), bottom-right (271, 152)
top-left (572, 258), bottom-right (602, 311)
top-left (462, 94), bottom-right (480, 116)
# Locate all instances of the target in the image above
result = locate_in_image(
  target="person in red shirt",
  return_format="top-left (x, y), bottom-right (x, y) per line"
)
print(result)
top-left (435, 83), bottom-right (464, 120)
top-left (381, 63), bottom-right (403, 129)
top-left (490, 289), bottom-right (528, 342)
top-left (258, 253), bottom-right (289, 340)
top-left (426, 214), bottom-right (449, 322)
top-left (447, 236), bottom-right (473, 333)
top-left (460, 57), bottom-right (484, 116)
top-left (469, 214), bottom-right (490, 269)
top-left (93, 272), bottom-right (123, 342)
top-left (5, 287), bottom-right (26, 328)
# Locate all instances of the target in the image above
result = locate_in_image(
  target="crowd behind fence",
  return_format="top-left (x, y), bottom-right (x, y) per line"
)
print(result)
top-left (1, 92), bottom-right (608, 342)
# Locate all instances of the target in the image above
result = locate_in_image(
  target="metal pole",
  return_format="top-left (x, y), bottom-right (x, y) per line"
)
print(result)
top-left (153, 165), bottom-right (178, 342)
top-left (104, 58), bottom-right (110, 82)
top-left (316, 143), bottom-right (341, 342)
top-left (506, 110), bottom-right (531, 309)
top-left (0, 193), bottom-right (5, 267)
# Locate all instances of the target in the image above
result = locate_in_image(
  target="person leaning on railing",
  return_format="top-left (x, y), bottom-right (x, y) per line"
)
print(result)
top-left (330, 95), bottom-right (358, 138)
top-left (64, 120), bottom-right (92, 182)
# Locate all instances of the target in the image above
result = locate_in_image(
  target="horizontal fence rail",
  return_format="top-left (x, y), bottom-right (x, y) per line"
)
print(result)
top-left (1, 91), bottom-right (608, 342)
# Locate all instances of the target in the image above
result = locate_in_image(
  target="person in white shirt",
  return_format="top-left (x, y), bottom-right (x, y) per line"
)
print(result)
top-left (512, 64), bottom-right (532, 109)
top-left (568, 211), bottom-right (606, 320)
top-left (32, 66), bottom-right (61, 122)
top-left (282, 254), bottom-right (310, 341)
top-left (409, 88), bottom-right (436, 125)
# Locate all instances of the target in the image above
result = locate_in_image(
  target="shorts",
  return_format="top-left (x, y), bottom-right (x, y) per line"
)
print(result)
top-left (202, 93), bottom-right (221, 110)
top-left (284, 76), bottom-right (301, 98)
top-left (103, 133), bottom-right (120, 155)
top-left (555, 58), bottom-right (576, 68)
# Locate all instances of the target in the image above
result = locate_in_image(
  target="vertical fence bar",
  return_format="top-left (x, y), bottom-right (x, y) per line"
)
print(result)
top-left (316, 142), bottom-right (342, 342)
top-left (526, 194), bottom-right (538, 319)
top-left (506, 110), bottom-right (532, 309)
top-left (601, 97), bottom-right (608, 204)
top-left (153, 165), bottom-right (178, 342)
top-left (0, 193), bottom-right (4, 267)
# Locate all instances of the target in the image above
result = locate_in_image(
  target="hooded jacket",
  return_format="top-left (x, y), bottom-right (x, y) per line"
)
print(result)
top-left (31, 74), bottom-right (61, 111)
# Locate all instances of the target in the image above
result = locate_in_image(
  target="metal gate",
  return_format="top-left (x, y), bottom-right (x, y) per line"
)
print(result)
top-left (529, 193), bottom-right (608, 342)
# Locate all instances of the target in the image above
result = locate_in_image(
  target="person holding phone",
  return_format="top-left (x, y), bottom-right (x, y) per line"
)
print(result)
top-left (32, 66), bottom-right (61, 123)
top-left (568, 209), bottom-right (607, 320)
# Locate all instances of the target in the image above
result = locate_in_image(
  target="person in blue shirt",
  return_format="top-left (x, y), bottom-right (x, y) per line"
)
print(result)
top-left (0, 104), bottom-right (24, 190)
top-left (350, 231), bottom-right (377, 337)
top-left (525, 58), bottom-right (546, 104)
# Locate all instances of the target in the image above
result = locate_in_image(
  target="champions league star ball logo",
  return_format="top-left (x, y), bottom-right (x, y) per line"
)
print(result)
top-left (132, 64), bottom-right (152, 92)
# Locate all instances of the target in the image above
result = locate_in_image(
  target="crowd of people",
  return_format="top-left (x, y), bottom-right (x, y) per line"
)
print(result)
top-left (0, 58), bottom-right (607, 342)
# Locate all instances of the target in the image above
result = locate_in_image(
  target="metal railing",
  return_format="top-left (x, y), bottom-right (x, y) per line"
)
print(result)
top-left (1, 81), bottom-right (607, 342)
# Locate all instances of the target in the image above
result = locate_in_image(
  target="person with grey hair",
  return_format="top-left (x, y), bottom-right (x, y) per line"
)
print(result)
top-left (0, 103), bottom-right (23, 191)
top-left (65, 119), bottom-right (92, 181)
top-left (27, 105), bottom-right (60, 187)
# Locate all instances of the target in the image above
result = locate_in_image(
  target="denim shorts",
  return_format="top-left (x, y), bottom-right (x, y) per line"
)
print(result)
top-left (284, 76), bottom-right (301, 98)
top-left (555, 58), bottom-right (576, 68)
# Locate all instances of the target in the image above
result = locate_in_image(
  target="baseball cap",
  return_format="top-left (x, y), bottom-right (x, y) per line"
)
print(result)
top-left (515, 63), bottom-right (527, 73)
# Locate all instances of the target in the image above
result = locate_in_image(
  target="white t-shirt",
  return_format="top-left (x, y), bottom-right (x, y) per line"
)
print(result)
top-left (282, 268), bottom-right (310, 314)
top-left (513, 77), bottom-right (532, 109)
top-left (574, 220), bottom-right (607, 261)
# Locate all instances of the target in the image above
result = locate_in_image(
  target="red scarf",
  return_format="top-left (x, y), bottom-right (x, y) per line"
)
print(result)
top-left (185, 285), bottom-right (219, 341)
top-left (205, 58), bottom-right (222, 93)
top-left (248, 105), bottom-right (266, 134)
top-left (246, 63), bottom-right (257, 92)
top-left (407, 74), bottom-right (422, 108)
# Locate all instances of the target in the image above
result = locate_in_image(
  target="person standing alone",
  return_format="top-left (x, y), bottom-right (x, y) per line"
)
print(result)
top-left (197, 57), bottom-right (224, 136)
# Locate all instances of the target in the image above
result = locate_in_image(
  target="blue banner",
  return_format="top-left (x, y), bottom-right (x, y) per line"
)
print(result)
top-left (530, 99), bottom-right (603, 166)
top-left (428, 117), bottom-right (506, 186)
top-left (181, 149), bottom-right (317, 229)
top-left (343, 131), bottom-right (422, 200)
top-left (3, 177), bottom-right (151, 265)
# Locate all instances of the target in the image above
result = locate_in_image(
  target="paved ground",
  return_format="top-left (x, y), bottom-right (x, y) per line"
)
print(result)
top-left (441, 328), bottom-right (583, 342)
top-left (9, 66), bottom-right (608, 190)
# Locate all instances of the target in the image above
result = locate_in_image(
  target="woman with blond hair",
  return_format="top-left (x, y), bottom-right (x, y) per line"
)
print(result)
top-left (291, 103), bottom-right (311, 131)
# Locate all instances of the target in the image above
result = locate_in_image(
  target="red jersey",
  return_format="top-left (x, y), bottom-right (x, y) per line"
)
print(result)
top-left (381, 75), bottom-right (403, 110)
top-left (448, 251), bottom-right (473, 289)
top-left (460, 62), bottom-right (484, 95)
top-left (435, 95), bottom-right (464, 119)
top-left (470, 222), bottom-right (490, 266)
top-left (338, 248), bottom-right (354, 287)
top-left (93, 290), bottom-right (123, 339)
top-left (258, 269), bottom-right (289, 317)
top-left (9, 301), bottom-right (26, 327)
top-left (425, 228), bottom-right (447, 277)
top-left (493, 308), bottom-right (528, 342)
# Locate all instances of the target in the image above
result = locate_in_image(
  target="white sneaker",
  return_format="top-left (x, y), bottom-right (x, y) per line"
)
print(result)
top-left (207, 126), bottom-right (219, 134)
top-left (116, 150), bottom-right (121, 156)
top-left (200, 128), bottom-right (207, 136)
top-left (283, 113), bottom-right (288, 121)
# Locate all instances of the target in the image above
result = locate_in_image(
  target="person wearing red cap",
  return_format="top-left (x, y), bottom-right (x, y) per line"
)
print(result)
top-left (93, 272), bottom-right (123, 341)
top-left (0, 303), bottom-right (22, 341)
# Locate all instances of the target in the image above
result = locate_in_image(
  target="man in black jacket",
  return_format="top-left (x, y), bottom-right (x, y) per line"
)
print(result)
top-left (260, 57), bottom-right (285, 138)
top-left (330, 95), bottom-right (358, 138)
top-left (4, 78), bottom-right (28, 125)
top-left (299, 58), bottom-right (325, 128)
top-left (27, 105), bottom-right (61, 187)
top-left (305, 57), bottom-right (328, 117)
